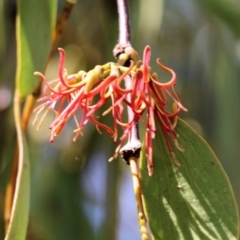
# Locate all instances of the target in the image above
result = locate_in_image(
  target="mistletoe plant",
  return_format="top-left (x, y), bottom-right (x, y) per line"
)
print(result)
top-left (3, 0), bottom-right (239, 240)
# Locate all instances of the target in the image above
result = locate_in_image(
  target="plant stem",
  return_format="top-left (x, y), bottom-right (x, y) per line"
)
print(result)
top-left (115, 0), bottom-right (150, 239)
top-left (116, 0), bottom-right (141, 159)
top-left (116, 0), bottom-right (130, 44)
top-left (129, 157), bottom-right (149, 240)
top-left (124, 75), bottom-right (140, 142)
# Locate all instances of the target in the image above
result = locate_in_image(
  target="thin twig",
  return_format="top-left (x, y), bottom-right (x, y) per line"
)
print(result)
top-left (50, 0), bottom-right (76, 60)
top-left (116, 0), bottom-right (130, 44)
top-left (116, 0), bottom-right (141, 157)
top-left (129, 157), bottom-right (150, 240)
top-left (115, 0), bottom-right (150, 239)
top-left (124, 75), bottom-right (140, 143)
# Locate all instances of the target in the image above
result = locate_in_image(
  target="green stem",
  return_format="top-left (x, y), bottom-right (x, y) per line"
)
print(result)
top-left (129, 157), bottom-right (150, 240)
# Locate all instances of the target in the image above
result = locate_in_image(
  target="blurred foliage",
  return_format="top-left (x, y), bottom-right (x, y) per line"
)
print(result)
top-left (15, 0), bottom-right (56, 96)
top-left (0, 0), bottom-right (239, 239)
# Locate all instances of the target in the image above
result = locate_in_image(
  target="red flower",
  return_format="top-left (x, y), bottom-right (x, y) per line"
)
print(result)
top-left (34, 48), bottom-right (130, 142)
top-left (33, 46), bottom-right (186, 176)
top-left (129, 46), bottom-right (186, 175)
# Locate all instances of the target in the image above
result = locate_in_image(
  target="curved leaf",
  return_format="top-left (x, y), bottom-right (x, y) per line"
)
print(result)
top-left (5, 90), bottom-right (30, 240)
top-left (16, 0), bottom-right (57, 96)
top-left (140, 119), bottom-right (239, 240)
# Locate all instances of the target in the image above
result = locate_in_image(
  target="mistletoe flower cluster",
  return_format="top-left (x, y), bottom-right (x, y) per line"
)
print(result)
top-left (33, 46), bottom-right (186, 176)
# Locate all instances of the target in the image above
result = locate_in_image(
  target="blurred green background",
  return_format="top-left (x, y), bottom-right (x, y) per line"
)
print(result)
top-left (0, 0), bottom-right (239, 239)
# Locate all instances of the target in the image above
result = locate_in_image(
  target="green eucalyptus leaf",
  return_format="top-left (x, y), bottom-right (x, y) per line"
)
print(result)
top-left (4, 91), bottom-right (30, 240)
top-left (140, 119), bottom-right (239, 240)
top-left (16, 0), bottom-right (57, 96)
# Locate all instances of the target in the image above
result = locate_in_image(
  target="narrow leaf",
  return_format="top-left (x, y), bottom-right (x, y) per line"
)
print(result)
top-left (5, 90), bottom-right (30, 240)
top-left (140, 119), bottom-right (239, 240)
top-left (16, 0), bottom-right (57, 96)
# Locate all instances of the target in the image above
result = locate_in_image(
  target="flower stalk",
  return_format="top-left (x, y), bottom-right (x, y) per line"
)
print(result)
top-left (114, 0), bottom-right (142, 164)
top-left (116, 0), bottom-right (130, 45)
top-left (129, 156), bottom-right (149, 240)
